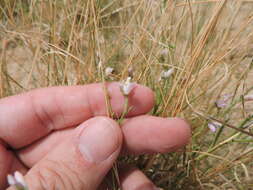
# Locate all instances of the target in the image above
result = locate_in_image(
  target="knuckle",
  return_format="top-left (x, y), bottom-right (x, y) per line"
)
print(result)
top-left (29, 92), bottom-right (55, 132)
top-left (29, 90), bottom-right (66, 132)
top-left (31, 159), bottom-right (87, 190)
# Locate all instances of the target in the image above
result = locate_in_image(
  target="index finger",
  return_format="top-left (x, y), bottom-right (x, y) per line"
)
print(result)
top-left (0, 82), bottom-right (154, 148)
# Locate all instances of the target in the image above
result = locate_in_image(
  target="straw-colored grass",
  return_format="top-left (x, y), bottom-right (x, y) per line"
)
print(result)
top-left (1, 0), bottom-right (253, 189)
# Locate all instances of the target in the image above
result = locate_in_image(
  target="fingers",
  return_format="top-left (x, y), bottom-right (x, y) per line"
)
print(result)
top-left (98, 166), bottom-right (159, 190)
top-left (0, 145), bottom-right (12, 189)
top-left (120, 167), bottom-right (159, 190)
top-left (18, 128), bottom-right (75, 167)
top-left (18, 116), bottom-right (191, 167)
top-left (0, 83), bottom-right (154, 148)
top-left (7, 117), bottom-right (122, 190)
top-left (121, 116), bottom-right (191, 154)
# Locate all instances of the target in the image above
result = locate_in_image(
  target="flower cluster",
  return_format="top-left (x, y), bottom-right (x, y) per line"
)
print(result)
top-left (7, 171), bottom-right (28, 190)
top-left (159, 68), bottom-right (174, 81)
top-left (120, 77), bottom-right (136, 96)
top-left (105, 67), bottom-right (114, 76)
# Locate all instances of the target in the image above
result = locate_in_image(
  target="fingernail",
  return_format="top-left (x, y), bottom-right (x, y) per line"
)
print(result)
top-left (78, 117), bottom-right (120, 163)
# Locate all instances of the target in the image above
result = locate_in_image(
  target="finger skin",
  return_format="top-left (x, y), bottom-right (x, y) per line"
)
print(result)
top-left (98, 166), bottom-right (158, 190)
top-left (0, 145), bottom-right (12, 189)
top-left (18, 128), bottom-right (75, 168)
top-left (8, 117), bottom-right (122, 190)
top-left (17, 116), bottom-right (191, 168)
top-left (120, 167), bottom-right (158, 190)
top-left (0, 83), bottom-right (154, 148)
top-left (121, 116), bottom-right (191, 154)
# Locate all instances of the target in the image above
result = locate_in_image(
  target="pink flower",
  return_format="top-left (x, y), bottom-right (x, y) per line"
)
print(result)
top-left (215, 94), bottom-right (232, 108)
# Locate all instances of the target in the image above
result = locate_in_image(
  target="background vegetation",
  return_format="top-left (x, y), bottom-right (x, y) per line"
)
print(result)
top-left (1, 0), bottom-right (253, 189)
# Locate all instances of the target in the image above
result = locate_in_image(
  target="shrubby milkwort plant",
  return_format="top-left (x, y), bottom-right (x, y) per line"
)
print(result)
top-left (1, 0), bottom-right (253, 189)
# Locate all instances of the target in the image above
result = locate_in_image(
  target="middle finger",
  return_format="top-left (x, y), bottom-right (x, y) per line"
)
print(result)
top-left (17, 115), bottom-right (191, 167)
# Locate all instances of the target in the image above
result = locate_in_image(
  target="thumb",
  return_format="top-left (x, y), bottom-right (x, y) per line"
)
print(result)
top-left (9, 116), bottom-right (122, 190)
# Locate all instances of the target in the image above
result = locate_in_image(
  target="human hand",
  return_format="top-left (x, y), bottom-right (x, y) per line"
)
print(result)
top-left (0, 82), bottom-right (191, 190)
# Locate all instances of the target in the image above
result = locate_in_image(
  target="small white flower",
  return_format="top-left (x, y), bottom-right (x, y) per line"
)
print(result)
top-left (14, 171), bottom-right (27, 187)
top-left (120, 77), bottom-right (136, 96)
top-left (244, 94), bottom-right (253, 101)
top-left (7, 175), bottom-right (16, 186)
top-left (159, 68), bottom-right (174, 81)
top-left (105, 67), bottom-right (114, 76)
top-left (208, 121), bottom-right (222, 132)
top-left (7, 171), bottom-right (28, 189)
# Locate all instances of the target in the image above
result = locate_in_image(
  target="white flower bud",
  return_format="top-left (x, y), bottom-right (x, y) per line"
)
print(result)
top-left (7, 171), bottom-right (28, 189)
top-left (159, 68), bottom-right (174, 81)
top-left (7, 175), bottom-right (16, 186)
top-left (120, 77), bottom-right (136, 96)
top-left (105, 67), bottom-right (114, 76)
top-left (14, 171), bottom-right (27, 188)
top-left (208, 121), bottom-right (222, 132)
